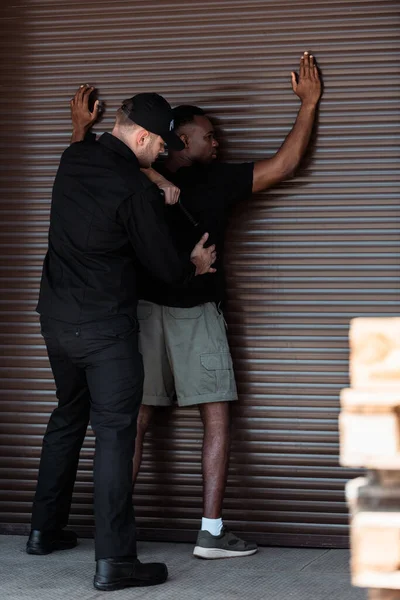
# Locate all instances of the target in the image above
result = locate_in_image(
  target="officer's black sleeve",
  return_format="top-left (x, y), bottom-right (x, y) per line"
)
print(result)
top-left (117, 185), bottom-right (196, 285)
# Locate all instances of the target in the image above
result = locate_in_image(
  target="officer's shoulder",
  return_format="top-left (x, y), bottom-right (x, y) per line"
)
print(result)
top-left (62, 139), bottom-right (100, 159)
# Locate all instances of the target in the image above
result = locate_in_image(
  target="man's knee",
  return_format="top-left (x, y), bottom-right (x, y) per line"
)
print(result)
top-left (199, 401), bottom-right (231, 433)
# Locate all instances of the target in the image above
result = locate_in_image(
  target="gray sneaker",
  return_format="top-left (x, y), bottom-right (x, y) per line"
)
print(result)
top-left (193, 527), bottom-right (258, 559)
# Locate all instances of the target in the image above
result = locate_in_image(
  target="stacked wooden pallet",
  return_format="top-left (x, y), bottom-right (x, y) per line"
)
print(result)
top-left (340, 318), bottom-right (400, 600)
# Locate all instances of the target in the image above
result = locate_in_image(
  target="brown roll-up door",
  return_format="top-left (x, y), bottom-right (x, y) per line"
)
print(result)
top-left (0, 0), bottom-right (399, 547)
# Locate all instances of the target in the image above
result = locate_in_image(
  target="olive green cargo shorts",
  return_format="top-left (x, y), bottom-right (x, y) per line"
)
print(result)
top-left (137, 300), bottom-right (238, 407)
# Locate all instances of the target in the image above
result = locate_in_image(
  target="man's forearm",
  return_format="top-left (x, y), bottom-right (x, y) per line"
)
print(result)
top-left (140, 167), bottom-right (166, 186)
top-left (252, 101), bottom-right (317, 193)
top-left (70, 127), bottom-right (88, 144)
top-left (275, 101), bottom-right (317, 176)
top-left (141, 167), bottom-right (181, 206)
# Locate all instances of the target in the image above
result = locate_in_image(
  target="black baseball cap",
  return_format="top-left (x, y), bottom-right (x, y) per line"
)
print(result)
top-left (121, 93), bottom-right (184, 150)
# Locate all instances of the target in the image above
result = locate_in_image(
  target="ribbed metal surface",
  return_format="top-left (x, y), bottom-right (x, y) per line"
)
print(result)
top-left (0, 0), bottom-right (399, 547)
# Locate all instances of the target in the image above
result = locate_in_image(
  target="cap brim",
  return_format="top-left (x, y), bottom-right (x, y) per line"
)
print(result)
top-left (162, 131), bottom-right (185, 151)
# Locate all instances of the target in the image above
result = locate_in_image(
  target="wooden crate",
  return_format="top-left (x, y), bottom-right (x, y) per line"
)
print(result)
top-left (346, 476), bottom-right (400, 514)
top-left (350, 318), bottom-right (400, 390)
top-left (340, 389), bottom-right (400, 468)
top-left (350, 511), bottom-right (400, 589)
top-left (369, 590), bottom-right (400, 600)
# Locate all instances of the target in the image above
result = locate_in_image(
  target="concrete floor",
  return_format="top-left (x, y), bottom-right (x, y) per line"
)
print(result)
top-left (0, 535), bottom-right (366, 600)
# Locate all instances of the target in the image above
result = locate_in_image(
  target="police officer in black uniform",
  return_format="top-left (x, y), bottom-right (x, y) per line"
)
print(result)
top-left (26, 92), bottom-right (216, 592)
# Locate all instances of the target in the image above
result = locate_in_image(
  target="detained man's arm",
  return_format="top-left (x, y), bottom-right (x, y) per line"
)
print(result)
top-left (252, 52), bottom-right (322, 194)
top-left (70, 84), bottom-right (100, 143)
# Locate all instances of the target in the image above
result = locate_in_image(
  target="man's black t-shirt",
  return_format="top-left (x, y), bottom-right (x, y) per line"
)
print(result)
top-left (139, 161), bottom-right (254, 307)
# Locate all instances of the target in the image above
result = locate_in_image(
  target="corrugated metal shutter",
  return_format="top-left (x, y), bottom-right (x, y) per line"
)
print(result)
top-left (0, 0), bottom-right (399, 547)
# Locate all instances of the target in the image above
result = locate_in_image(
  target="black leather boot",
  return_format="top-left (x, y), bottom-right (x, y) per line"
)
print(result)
top-left (26, 529), bottom-right (78, 555)
top-left (94, 557), bottom-right (168, 591)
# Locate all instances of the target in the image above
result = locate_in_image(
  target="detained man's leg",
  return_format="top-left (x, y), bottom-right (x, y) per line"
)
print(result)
top-left (163, 301), bottom-right (257, 558)
top-left (132, 404), bottom-right (156, 484)
top-left (193, 400), bottom-right (258, 559)
top-left (134, 301), bottom-right (174, 484)
top-left (200, 401), bottom-right (231, 525)
top-left (27, 327), bottom-right (90, 555)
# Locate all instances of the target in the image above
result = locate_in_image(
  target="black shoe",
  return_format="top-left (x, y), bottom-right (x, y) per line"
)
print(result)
top-left (94, 557), bottom-right (168, 591)
top-left (26, 529), bottom-right (78, 555)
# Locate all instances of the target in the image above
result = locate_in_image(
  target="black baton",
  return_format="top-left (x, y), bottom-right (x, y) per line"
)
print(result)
top-left (159, 190), bottom-right (199, 227)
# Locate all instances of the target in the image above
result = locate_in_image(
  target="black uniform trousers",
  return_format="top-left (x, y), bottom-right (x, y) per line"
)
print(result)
top-left (31, 313), bottom-right (143, 560)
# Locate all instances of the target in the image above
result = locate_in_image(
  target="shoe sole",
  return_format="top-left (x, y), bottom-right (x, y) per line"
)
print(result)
top-left (26, 540), bottom-right (77, 555)
top-left (193, 546), bottom-right (258, 559)
top-left (93, 573), bottom-right (168, 591)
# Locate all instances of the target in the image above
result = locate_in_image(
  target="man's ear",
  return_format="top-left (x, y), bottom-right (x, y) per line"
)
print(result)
top-left (180, 133), bottom-right (189, 148)
top-left (137, 128), bottom-right (150, 147)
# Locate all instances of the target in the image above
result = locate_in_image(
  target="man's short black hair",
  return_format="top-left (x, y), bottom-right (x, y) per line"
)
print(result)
top-left (172, 105), bottom-right (205, 130)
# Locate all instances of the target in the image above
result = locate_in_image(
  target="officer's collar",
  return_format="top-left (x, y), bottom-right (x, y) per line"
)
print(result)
top-left (98, 132), bottom-right (140, 167)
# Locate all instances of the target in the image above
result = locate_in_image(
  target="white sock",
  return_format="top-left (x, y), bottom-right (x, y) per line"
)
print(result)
top-left (201, 517), bottom-right (223, 536)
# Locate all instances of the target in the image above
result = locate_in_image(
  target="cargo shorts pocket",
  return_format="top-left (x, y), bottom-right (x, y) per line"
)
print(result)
top-left (200, 352), bottom-right (234, 394)
top-left (168, 306), bottom-right (203, 319)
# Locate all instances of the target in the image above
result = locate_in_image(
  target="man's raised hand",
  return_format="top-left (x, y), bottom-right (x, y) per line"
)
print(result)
top-left (291, 52), bottom-right (322, 107)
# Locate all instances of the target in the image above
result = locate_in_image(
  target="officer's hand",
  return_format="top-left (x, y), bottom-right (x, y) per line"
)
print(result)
top-left (70, 84), bottom-right (100, 138)
top-left (159, 181), bottom-right (181, 205)
top-left (190, 233), bottom-right (217, 275)
top-left (291, 52), bottom-right (322, 107)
